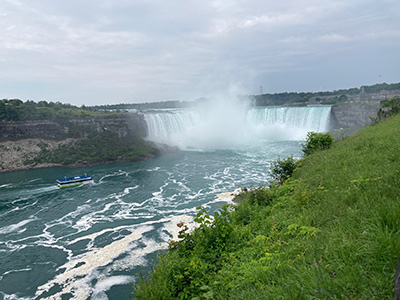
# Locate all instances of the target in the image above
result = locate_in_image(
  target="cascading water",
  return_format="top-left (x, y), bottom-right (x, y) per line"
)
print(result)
top-left (144, 106), bottom-right (332, 149)
top-left (144, 110), bottom-right (201, 145)
top-left (247, 106), bottom-right (331, 131)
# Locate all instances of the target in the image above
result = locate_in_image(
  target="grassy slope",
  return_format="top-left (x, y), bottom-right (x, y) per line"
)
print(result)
top-left (134, 114), bottom-right (400, 299)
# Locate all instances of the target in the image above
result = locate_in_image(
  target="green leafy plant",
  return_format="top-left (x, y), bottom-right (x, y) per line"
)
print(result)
top-left (270, 155), bottom-right (297, 183)
top-left (377, 97), bottom-right (400, 121)
top-left (301, 132), bottom-right (333, 156)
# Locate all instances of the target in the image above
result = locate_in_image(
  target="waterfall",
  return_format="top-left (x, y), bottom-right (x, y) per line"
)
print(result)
top-left (247, 106), bottom-right (331, 133)
top-left (144, 110), bottom-right (201, 143)
top-left (143, 106), bottom-right (332, 149)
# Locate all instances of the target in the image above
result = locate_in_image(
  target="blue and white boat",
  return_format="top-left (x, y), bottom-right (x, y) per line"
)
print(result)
top-left (56, 174), bottom-right (94, 188)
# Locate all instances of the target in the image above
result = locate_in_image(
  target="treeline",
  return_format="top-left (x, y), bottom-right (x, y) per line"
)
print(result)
top-left (94, 100), bottom-right (195, 111)
top-left (0, 99), bottom-right (118, 122)
top-left (253, 82), bottom-right (400, 106)
top-left (253, 91), bottom-right (350, 106)
top-left (92, 82), bottom-right (400, 110)
top-left (363, 82), bottom-right (400, 93)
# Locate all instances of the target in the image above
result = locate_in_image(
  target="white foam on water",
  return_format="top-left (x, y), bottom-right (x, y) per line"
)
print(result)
top-left (0, 206), bottom-right (21, 218)
top-left (35, 214), bottom-right (200, 299)
top-left (160, 215), bottom-right (196, 243)
top-left (146, 167), bottom-right (160, 172)
top-left (0, 291), bottom-right (32, 300)
top-left (186, 189), bottom-right (204, 200)
top-left (0, 217), bottom-right (37, 235)
top-left (2, 268), bottom-right (33, 276)
top-left (35, 225), bottom-right (154, 300)
top-left (11, 197), bottom-right (29, 205)
top-left (91, 275), bottom-right (134, 300)
top-left (214, 188), bottom-right (241, 203)
top-left (0, 183), bottom-right (12, 188)
top-left (111, 185), bottom-right (139, 202)
top-left (98, 170), bottom-right (130, 183)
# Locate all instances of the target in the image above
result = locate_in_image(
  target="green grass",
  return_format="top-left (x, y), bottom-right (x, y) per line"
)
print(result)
top-left (133, 114), bottom-right (400, 299)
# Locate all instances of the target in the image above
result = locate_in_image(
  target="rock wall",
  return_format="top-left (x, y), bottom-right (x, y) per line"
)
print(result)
top-left (0, 113), bottom-right (148, 141)
top-left (331, 102), bottom-right (380, 131)
top-left (0, 120), bottom-right (67, 141)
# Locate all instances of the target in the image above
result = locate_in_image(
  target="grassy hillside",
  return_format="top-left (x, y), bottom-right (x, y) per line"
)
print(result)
top-left (133, 114), bottom-right (400, 299)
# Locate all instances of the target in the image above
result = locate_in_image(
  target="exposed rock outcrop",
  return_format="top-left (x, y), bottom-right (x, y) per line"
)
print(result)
top-left (330, 102), bottom-right (381, 136)
top-left (0, 113), bottom-right (154, 173)
top-left (0, 113), bottom-right (148, 141)
top-left (0, 138), bottom-right (78, 172)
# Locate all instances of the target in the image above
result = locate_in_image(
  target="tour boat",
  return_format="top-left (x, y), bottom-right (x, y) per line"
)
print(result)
top-left (56, 174), bottom-right (94, 188)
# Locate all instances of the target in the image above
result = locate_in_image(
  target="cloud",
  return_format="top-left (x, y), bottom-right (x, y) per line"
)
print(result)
top-left (0, 0), bottom-right (399, 105)
top-left (318, 33), bottom-right (349, 43)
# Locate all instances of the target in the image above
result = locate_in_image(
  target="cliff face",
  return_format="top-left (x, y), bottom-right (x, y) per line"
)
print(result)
top-left (0, 113), bottom-right (150, 173)
top-left (331, 102), bottom-right (380, 132)
top-left (0, 120), bottom-right (67, 141)
top-left (0, 113), bottom-right (148, 141)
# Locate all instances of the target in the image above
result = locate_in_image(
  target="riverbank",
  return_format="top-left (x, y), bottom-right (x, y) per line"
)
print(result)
top-left (0, 137), bottom-right (177, 173)
top-left (0, 138), bottom-right (77, 173)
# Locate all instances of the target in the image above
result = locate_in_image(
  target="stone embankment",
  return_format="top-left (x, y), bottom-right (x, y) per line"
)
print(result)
top-left (0, 113), bottom-right (147, 141)
top-left (0, 113), bottom-right (149, 173)
top-left (0, 138), bottom-right (78, 172)
top-left (330, 102), bottom-right (381, 137)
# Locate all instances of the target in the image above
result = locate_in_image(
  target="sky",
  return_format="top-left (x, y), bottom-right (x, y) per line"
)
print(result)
top-left (0, 0), bottom-right (399, 106)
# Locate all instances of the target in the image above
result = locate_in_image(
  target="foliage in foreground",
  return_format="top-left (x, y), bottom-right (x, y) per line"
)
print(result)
top-left (133, 114), bottom-right (400, 299)
top-left (301, 131), bottom-right (334, 156)
top-left (269, 155), bottom-right (297, 184)
top-left (377, 97), bottom-right (400, 121)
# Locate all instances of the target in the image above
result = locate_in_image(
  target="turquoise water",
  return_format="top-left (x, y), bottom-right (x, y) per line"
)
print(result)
top-left (0, 141), bottom-right (302, 299)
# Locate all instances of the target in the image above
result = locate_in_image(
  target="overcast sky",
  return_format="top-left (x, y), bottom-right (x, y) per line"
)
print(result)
top-left (1, 0), bottom-right (399, 105)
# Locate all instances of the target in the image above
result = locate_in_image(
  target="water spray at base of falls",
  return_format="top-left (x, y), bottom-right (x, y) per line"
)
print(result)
top-left (143, 97), bottom-right (332, 150)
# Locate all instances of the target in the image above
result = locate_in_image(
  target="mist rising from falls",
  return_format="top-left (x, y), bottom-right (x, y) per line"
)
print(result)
top-left (143, 103), bottom-right (332, 150)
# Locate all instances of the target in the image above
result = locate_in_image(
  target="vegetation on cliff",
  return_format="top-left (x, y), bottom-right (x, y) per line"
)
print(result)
top-left (133, 113), bottom-right (400, 299)
top-left (0, 99), bottom-right (162, 170)
top-left (0, 99), bottom-right (121, 122)
top-left (25, 131), bottom-right (157, 166)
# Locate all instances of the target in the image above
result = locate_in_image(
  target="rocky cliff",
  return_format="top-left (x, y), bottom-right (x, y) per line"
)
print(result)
top-left (330, 102), bottom-right (381, 135)
top-left (0, 113), bottom-right (148, 141)
top-left (0, 113), bottom-right (151, 173)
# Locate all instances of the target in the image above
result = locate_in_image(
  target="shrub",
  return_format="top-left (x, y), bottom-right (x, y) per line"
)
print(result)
top-left (301, 132), bottom-right (333, 156)
top-left (382, 97), bottom-right (400, 115)
top-left (377, 97), bottom-right (400, 121)
top-left (270, 155), bottom-right (297, 184)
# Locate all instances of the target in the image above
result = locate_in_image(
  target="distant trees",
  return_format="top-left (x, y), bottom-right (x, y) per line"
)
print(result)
top-left (253, 82), bottom-right (400, 107)
top-left (0, 99), bottom-right (116, 122)
top-left (363, 82), bottom-right (400, 93)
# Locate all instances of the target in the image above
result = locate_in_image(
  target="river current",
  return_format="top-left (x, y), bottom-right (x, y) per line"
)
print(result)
top-left (0, 106), bottom-right (331, 299)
